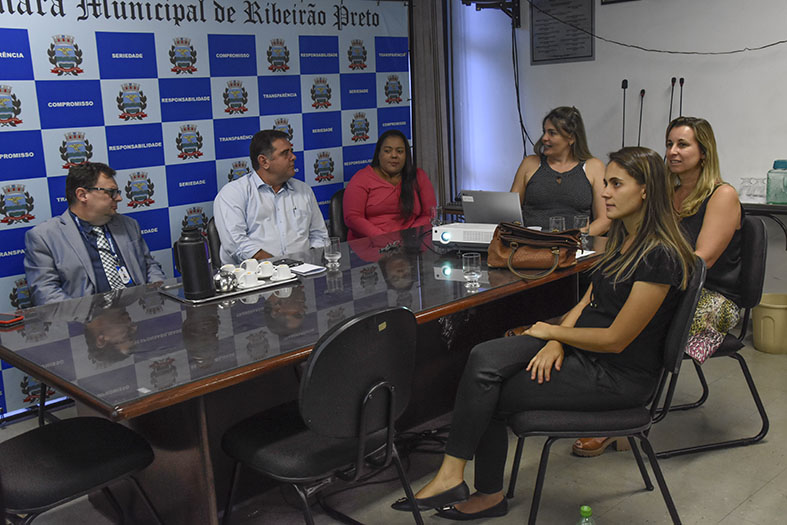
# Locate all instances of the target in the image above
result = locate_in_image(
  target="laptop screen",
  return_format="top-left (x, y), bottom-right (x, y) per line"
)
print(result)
top-left (461, 190), bottom-right (524, 225)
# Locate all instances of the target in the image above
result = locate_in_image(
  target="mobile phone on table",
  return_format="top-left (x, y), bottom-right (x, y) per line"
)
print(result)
top-left (272, 258), bottom-right (303, 267)
top-left (0, 313), bottom-right (24, 327)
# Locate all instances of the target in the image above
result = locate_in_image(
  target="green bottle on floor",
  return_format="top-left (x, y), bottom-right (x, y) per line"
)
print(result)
top-left (576, 505), bottom-right (597, 525)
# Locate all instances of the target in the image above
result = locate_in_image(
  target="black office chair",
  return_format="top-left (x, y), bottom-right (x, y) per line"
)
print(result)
top-left (207, 216), bottom-right (222, 270)
top-left (657, 215), bottom-right (769, 458)
top-left (504, 258), bottom-right (706, 525)
top-left (329, 188), bottom-right (348, 241)
top-left (0, 417), bottom-right (163, 525)
top-left (221, 306), bottom-right (423, 525)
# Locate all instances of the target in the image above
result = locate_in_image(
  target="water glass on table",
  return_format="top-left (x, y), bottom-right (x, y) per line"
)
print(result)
top-left (549, 216), bottom-right (566, 232)
top-left (324, 236), bottom-right (342, 268)
top-left (430, 205), bottom-right (443, 227)
top-left (574, 214), bottom-right (590, 249)
top-left (462, 252), bottom-right (481, 288)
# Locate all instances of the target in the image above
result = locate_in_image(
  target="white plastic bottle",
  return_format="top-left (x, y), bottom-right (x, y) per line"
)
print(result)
top-left (766, 160), bottom-right (787, 204)
top-left (576, 505), bottom-right (597, 525)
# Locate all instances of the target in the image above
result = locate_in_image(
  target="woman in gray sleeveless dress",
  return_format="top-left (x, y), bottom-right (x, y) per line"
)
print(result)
top-left (510, 106), bottom-right (610, 236)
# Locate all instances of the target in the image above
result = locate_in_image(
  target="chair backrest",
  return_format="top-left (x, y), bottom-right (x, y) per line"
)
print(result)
top-left (329, 189), bottom-right (348, 241)
top-left (737, 216), bottom-right (767, 310)
top-left (663, 257), bottom-right (707, 375)
top-left (299, 306), bottom-right (417, 439)
top-left (206, 216), bottom-right (222, 270)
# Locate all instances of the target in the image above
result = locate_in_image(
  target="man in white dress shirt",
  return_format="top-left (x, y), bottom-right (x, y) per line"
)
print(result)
top-left (213, 129), bottom-right (329, 264)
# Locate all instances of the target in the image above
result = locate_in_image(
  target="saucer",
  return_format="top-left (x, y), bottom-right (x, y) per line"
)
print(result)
top-left (270, 274), bottom-right (294, 282)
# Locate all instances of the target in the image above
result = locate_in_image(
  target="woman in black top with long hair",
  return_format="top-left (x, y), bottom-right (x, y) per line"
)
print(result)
top-left (391, 147), bottom-right (696, 520)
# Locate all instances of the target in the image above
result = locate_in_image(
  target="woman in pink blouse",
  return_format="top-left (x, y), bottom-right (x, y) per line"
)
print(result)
top-left (343, 130), bottom-right (437, 240)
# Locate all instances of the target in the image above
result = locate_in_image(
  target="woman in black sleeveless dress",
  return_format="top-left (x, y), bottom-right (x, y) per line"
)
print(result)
top-left (510, 106), bottom-right (610, 236)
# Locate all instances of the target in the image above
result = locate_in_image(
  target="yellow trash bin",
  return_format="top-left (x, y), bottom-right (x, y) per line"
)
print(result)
top-left (752, 293), bottom-right (787, 354)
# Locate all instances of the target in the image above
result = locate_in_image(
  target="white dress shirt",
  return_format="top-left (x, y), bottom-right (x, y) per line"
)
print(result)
top-left (213, 173), bottom-right (329, 263)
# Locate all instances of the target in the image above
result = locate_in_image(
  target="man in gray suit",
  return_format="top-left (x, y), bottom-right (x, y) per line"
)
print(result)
top-left (24, 162), bottom-right (165, 305)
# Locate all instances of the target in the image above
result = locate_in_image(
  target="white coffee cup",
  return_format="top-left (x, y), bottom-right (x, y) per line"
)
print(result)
top-left (257, 260), bottom-right (274, 278)
top-left (236, 270), bottom-right (258, 288)
top-left (240, 259), bottom-right (258, 273)
top-left (220, 263), bottom-right (236, 274)
top-left (272, 264), bottom-right (293, 280)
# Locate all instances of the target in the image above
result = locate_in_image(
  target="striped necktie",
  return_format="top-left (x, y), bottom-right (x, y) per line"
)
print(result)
top-left (92, 226), bottom-right (126, 290)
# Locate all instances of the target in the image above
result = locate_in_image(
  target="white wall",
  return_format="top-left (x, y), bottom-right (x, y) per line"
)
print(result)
top-left (451, 0), bottom-right (787, 194)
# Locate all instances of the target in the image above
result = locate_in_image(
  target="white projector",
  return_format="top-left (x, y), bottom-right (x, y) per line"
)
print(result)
top-left (432, 223), bottom-right (497, 247)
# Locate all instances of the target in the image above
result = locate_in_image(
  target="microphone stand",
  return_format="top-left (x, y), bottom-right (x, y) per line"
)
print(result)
top-left (637, 89), bottom-right (646, 147)
top-left (621, 79), bottom-right (628, 148)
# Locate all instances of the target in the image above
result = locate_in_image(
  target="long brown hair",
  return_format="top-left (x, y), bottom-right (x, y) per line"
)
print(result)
top-left (665, 116), bottom-right (723, 218)
top-left (533, 106), bottom-right (593, 162)
top-left (595, 147), bottom-right (695, 289)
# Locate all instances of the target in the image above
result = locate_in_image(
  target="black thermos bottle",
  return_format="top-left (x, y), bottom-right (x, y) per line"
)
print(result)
top-left (174, 226), bottom-right (215, 300)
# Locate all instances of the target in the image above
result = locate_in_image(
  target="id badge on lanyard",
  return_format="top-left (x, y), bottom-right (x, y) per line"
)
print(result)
top-left (104, 231), bottom-right (134, 286)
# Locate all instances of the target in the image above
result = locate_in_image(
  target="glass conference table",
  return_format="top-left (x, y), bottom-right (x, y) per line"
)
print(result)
top-left (0, 226), bottom-right (603, 524)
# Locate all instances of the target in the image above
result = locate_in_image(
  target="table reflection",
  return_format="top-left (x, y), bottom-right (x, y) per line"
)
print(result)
top-left (0, 226), bottom-right (602, 416)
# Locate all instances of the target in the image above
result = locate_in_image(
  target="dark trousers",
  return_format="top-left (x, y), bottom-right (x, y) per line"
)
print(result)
top-left (444, 335), bottom-right (655, 494)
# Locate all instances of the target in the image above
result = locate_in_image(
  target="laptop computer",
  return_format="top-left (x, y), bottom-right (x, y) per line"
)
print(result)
top-left (461, 190), bottom-right (524, 225)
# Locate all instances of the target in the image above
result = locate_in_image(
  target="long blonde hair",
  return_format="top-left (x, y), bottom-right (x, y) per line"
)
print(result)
top-left (595, 147), bottom-right (696, 289)
top-left (666, 116), bottom-right (723, 218)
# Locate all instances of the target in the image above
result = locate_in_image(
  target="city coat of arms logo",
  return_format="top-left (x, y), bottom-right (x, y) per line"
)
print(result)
top-left (116, 82), bottom-right (148, 121)
top-left (223, 80), bottom-right (248, 115)
top-left (350, 112), bottom-right (370, 142)
top-left (169, 37), bottom-right (197, 74)
top-left (0, 184), bottom-right (35, 225)
top-left (347, 39), bottom-right (367, 70)
top-left (47, 35), bottom-right (84, 76)
top-left (60, 131), bottom-right (93, 168)
top-left (176, 124), bottom-right (204, 159)
top-left (10, 278), bottom-right (34, 310)
top-left (0, 85), bottom-right (23, 127)
top-left (360, 266), bottom-right (379, 289)
top-left (385, 75), bottom-right (403, 104)
top-left (125, 171), bottom-right (155, 208)
top-left (21, 376), bottom-right (56, 405)
top-left (310, 77), bottom-right (332, 109)
top-left (150, 357), bottom-right (178, 389)
top-left (272, 117), bottom-right (294, 141)
top-left (228, 160), bottom-right (250, 182)
top-left (182, 206), bottom-right (209, 234)
top-left (313, 152), bottom-right (335, 182)
top-left (245, 331), bottom-right (271, 360)
top-left (267, 39), bottom-right (290, 72)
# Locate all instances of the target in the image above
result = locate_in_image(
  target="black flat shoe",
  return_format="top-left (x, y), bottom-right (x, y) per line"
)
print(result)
top-left (390, 481), bottom-right (470, 512)
top-left (436, 498), bottom-right (508, 521)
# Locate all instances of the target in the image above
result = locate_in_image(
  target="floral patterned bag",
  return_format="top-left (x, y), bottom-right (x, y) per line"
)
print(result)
top-left (685, 288), bottom-right (742, 363)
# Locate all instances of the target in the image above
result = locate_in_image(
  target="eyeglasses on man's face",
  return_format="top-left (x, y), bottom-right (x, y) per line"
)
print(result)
top-left (84, 187), bottom-right (121, 198)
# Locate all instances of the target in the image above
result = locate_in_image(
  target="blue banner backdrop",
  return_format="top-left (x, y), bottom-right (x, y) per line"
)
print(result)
top-left (0, 0), bottom-right (410, 416)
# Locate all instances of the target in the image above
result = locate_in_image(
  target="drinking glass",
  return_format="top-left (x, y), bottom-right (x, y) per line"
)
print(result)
top-left (462, 252), bottom-right (481, 287)
top-left (324, 237), bottom-right (341, 268)
top-left (430, 205), bottom-right (443, 227)
top-left (549, 216), bottom-right (566, 232)
top-left (574, 214), bottom-right (590, 249)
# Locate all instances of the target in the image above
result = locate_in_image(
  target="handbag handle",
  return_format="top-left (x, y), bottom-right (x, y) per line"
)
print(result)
top-left (506, 243), bottom-right (560, 280)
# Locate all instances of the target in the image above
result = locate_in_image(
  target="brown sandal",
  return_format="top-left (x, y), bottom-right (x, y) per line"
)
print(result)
top-left (572, 437), bottom-right (631, 457)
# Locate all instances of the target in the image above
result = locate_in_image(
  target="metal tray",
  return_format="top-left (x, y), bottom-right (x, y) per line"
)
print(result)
top-left (158, 275), bottom-right (300, 305)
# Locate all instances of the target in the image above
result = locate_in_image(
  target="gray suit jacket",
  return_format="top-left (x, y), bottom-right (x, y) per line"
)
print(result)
top-left (24, 210), bottom-right (166, 305)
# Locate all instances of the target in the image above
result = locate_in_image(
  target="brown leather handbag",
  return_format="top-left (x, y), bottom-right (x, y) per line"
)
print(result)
top-left (487, 222), bottom-right (582, 279)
